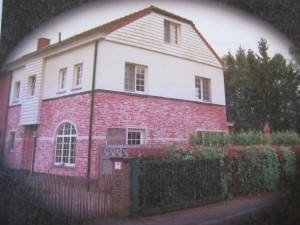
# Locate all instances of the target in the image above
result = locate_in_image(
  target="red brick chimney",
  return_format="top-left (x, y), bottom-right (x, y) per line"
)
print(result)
top-left (37, 38), bottom-right (51, 50)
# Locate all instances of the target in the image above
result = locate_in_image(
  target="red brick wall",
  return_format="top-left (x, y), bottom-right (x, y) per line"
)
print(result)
top-left (93, 91), bottom-right (228, 144)
top-left (3, 106), bottom-right (25, 169)
top-left (0, 73), bottom-right (11, 155)
top-left (34, 93), bottom-right (92, 176)
top-left (4, 90), bottom-right (228, 176)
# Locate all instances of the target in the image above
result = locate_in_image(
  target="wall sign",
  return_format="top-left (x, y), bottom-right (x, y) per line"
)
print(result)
top-left (114, 161), bottom-right (122, 170)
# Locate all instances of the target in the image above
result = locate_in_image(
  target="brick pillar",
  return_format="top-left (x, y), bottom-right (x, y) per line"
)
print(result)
top-left (110, 157), bottom-right (135, 217)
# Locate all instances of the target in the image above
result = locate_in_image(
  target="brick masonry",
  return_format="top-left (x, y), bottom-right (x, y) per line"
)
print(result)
top-left (4, 90), bottom-right (228, 176)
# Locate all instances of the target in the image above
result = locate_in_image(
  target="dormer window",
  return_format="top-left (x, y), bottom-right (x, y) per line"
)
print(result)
top-left (164, 20), bottom-right (180, 45)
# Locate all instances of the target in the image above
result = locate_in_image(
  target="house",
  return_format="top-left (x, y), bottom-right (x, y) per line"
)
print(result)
top-left (1, 6), bottom-right (228, 176)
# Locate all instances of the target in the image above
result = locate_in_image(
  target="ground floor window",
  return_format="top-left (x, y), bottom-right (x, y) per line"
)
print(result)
top-left (55, 123), bottom-right (76, 166)
top-left (127, 129), bottom-right (145, 145)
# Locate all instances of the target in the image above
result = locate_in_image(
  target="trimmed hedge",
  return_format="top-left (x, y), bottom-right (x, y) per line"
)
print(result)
top-left (164, 145), bottom-right (295, 197)
top-left (226, 145), bottom-right (280, 196)
top-left (271, 131), bottom-right (300, 145)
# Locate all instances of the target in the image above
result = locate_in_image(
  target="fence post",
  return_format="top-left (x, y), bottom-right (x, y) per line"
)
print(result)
top-left (110, 157), bottom-right (136, 217)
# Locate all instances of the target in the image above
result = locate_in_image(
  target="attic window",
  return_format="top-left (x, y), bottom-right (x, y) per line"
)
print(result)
top-left (164, 20), bottom-right (180, 45)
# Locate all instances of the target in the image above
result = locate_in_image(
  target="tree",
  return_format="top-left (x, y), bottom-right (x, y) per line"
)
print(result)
top-left (223, 38), bottom-right (300, 133)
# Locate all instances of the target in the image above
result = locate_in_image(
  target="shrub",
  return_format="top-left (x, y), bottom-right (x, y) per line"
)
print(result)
top-left (277, 147), bottom-right (296, 186)
top-left (227, 145), bottom-right (280, 195)
top-left (189, 132), bottom-right (228, 147)
top-left (229, 130), bottom-right (266, 146)
top-left (164, 146), bottom-right (194, 160)
top-left (271, 131), bottom-right (300, 145)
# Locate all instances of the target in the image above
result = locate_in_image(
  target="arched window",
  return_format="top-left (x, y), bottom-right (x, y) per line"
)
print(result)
top-left (55, 123), bottom-right (76, 166)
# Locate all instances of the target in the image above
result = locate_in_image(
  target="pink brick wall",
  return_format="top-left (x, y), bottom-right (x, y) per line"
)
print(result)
top-left (4, 90), bottom-right (228, 176)
top-left (34, 93), bottom-right (92, 176)
top-left (3, 106), bottom-right (25, 169)
top-left (0, 73), bottom-right (11, 156)
top-left (93, 91), bottom-right (228, 144)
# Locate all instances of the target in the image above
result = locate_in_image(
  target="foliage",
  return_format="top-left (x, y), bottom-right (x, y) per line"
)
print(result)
top-left (226, 145), bottom-right (280, 195)
top-left (271, 131), bottom-right (300, 145)
top-left (0, 169), bottom-right (70, 225)
top-left (223, 38), bottom-right (300, 133)
top-left (277, 147), bottom-right (296, 186)
top-left (164, 146), bottom-right (194, 160)
top-left (189, 132), bottom-right (228, 147)
top-left (229, 130), bottom-right (266, 145)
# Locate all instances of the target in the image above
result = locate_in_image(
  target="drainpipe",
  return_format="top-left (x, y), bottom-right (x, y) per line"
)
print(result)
top-left (1, 72), bottom-right (13, 167)
top-left (87, 40), bottom-right (99, 189)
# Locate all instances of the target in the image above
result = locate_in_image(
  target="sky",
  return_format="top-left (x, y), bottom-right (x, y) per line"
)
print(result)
top-left (5, 0), bottom-right (293, 63)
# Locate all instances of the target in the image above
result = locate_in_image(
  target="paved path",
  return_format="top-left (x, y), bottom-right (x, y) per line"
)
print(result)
top-left (88, 192), bottom-right (284, 225)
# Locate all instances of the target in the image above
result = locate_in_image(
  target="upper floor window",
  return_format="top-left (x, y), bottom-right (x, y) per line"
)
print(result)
top-left (8, 131), bottom-right (15, 151)
top-left (58, 68), bottom-right (67, 92)
top-left (164, 20), bottom-right (180, 45)
top-left (124, 63), bottom-right (146, 93)
top-left (13, 81), bottom-right (20, 101)
top-left (195, 76), bottom-right (211, 102)
top-left (28, 75), bottom-right (36, 96)
top-left (73, 63), bottom-right (83, 89)
top-left (55, 123), bottom-right (76, 167)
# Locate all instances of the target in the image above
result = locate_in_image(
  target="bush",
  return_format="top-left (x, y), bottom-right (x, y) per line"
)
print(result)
top-left (189, 132), bottom-right (228, 147)
top-left (164, 146), bottom-right (194, 160)
top-left (229, 130), bottom-right (266, 146)
top-left (271, 131), bottom-right (300, 145)
top-left (227, 145), bottom-right (280, 195)
top-left (277, 147), bottom-right (296, 186)
top-left (0, 169), bottom-right (69, 225)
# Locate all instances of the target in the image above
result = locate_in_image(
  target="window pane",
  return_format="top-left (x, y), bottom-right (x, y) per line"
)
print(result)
top-left (170, 23), bottom-right (178, 45)
top-left (55, 123), bottom-right (76, 165)
top-left (164, 20), bottom-right (170, 43)
top-left (125, 64), bottom-right (135, 91)
top-left (76, 65), bottom-right (83, 86)
top-left (195, 77), bottom-right (201, 99)
top-left (202, 78), bottom-right (211, 101)
top-left (127, 131), bottom-right (141, 145)
top-left (9, 132), bottom-right (15, 150)
top-left (136, 66), bottom-right (145, 92)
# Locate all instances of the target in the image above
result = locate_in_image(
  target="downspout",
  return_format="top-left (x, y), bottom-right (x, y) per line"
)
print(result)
top-left (1, 72), bottom-right (13, 167)
top-left (87, 40), bottom-right (99, 189)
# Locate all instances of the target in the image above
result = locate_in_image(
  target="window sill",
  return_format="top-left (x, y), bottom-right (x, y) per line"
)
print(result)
top-left (56, 90), bottom-right (66, 95)
top-left (53, 163), bottom-right (75, 168)
top-left (12, 100), bottom-right (19, 103)
top-left (71, 87), bottom-right (82, 91)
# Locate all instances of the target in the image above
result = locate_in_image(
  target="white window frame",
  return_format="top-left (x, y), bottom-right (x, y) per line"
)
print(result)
top-left (164, 20), bottom-right (181, 45)
top-left (72, 63), bottom-right (83, 89)
top-left (28, 75), bottom-right (36, 97)
top-left (58, 68), bottom-right (67, 93)
top-left (54, 123), bottom-right (76, 167)
top-left (124, 63), bottom-right (147, 93)
top-left (8, 131), bottom-right (16, 151)
top-left (13, 81), bottom-right (21, 101)
top-left (195, 76), bottom-right (211, 102)
top-left (126, 128), bottom-right (145, 145)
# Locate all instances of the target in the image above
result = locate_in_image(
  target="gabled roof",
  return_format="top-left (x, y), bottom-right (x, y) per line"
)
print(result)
top-left (5, 5), bottom-right (223, 69)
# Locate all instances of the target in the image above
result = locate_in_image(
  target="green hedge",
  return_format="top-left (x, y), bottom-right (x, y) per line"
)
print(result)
top-left (229, 131), bottom-right (266, 146)
top-left (164, 145), bottom-right (293, 197)
top-left (227, 145), bottom-right (280, 196)
top-left (271, 131), bottom-right (300, 145)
